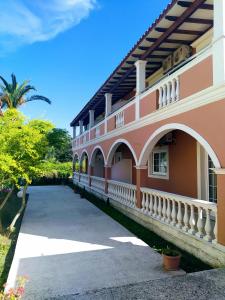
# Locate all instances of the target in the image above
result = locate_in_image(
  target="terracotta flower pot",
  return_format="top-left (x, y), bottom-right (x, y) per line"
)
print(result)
top-left (163, 254), bottom-right (181, 271)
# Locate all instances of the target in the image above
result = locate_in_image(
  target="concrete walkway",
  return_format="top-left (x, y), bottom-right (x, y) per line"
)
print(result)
top-left (7, 186), bottom-right (184, 299)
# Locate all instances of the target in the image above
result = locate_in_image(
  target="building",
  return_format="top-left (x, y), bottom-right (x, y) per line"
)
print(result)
top-left (71, 0), bottom-right (225, 266)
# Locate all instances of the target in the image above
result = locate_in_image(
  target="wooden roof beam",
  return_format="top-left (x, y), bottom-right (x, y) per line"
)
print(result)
top-left (146, 37), bottom-right (190, 44)
top-left (162, 17), bottom-right (213, 25)
top-left (177, 1), bottom-right (213, 10)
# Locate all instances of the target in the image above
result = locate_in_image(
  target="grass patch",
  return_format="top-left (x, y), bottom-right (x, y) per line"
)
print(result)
top-left (70, 183), bottom-right (212, 273)
top-left (0, 191), bottom-right (25, 289)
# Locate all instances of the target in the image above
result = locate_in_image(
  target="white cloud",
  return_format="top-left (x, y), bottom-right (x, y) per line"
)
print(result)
top-left (0, 0), bottom-right (97, 53)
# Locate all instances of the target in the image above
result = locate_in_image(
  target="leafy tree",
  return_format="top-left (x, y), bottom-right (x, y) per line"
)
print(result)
top-left (0, 73), bottom-right (51, 109)
top-left (0, 109), bottom-right (54, 232)
top-left (46, 128), bottom-right (72, 162)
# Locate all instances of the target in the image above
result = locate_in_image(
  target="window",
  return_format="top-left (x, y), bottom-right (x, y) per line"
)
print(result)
top-left (208, 156), bottom-right (217, 203)
top-left (149, 147), bottom-right (169, 179)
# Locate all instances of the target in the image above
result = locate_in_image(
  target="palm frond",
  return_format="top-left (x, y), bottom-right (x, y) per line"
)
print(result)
top-left (25, 95), bottom-right (51, 105)
top-left (0, 76), bottom-right (10, 90)
top-left (11, 73), bottom-right (17, 91)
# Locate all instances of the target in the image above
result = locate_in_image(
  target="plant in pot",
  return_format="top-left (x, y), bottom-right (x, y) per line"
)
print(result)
top-left (162, 247), bottom-right (181, 271)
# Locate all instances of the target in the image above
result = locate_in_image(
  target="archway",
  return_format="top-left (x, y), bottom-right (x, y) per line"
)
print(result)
top-left (80, 150), bottom-right (89, 174)
top-left (72, 153), bottom-right (80, 172)
top-left (107, 139), bottom-right (138, 184)
top-left (138, 123), bottom-right (220, 202)
top-left (90, 146), bottom-right (106, 178)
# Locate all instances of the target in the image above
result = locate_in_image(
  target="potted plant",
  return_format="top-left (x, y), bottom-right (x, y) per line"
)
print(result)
top-left (162, 247), bottom-right (181, 271)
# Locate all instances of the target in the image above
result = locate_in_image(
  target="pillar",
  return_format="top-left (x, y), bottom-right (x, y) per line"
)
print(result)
top-left (134, 60), bottom-right (147, 95)
top-left (89, 110), bottom-right (95, 128)
top-left (79, 120), bottom-right (83, 135)
top-left (104, 165), bottom-right (111, 194)
top-left (73, 126), bottom-right (77, 139)
top-left (105, 93), bottom-right (112, 116)
top-left (213, 0), bottom-right (225, 85)
top-left (88, 165), bottom-right (93, 187)
top-left (213, 168), bottom-right (225, 246)
top-left (135, 166), bottom-right (148, 209)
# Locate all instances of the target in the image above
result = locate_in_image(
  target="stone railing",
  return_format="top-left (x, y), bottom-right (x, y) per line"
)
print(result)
top-left (95, 126), bottom-right (101, 138)
top-left (115, 111), bottom-right (124, 128)
top-left (141, 187), bottom-right (217, 243)
top-left (158, 77), bottom-right (179, 109)
top-left (73, 172), bottom-right (79, 183)
top-left (108, 180), bottom-right (136, 208)
top-left (91, 176), bottom-right (105, 193)
top-left (80, 173), bottom-right (89, 186)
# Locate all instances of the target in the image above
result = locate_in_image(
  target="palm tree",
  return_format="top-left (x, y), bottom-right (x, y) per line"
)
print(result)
top-left (0, 73), bottom-right (51, 109)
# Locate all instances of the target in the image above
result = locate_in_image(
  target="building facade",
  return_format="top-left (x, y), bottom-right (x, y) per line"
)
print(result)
top-left (71, 0), bottom-right (225, 266)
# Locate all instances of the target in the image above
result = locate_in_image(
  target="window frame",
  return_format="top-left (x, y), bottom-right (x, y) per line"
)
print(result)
top-left (148, 146), bottom-right (169, 179)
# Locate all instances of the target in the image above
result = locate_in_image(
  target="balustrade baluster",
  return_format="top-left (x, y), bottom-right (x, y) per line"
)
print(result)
top-left (171, 199), bottom-right (176, 226)
top-left (166, 82), bottom-right (171, 105)
top-left (159, 87), bottom-right (163, 108)
top-left (204, 209), bottom-right (213, 242)
top-left (153, 195), bottom-right (158, 217)
top-left (213, 210), bottom-right (218, 244)
top-left (188, 204), bottom-right (196, 235)
top-left (166, 198), bottom-right (171, 223)
top-left (176, 201), bottom-right (183, 229)
top-left (149, 194), bottom-right (153, 215)
top-left (162, 85), bottom-right (167, 107)
top-left (157, 196), bottom-right (162, 219)
top-left (142, 192), bottom-right (145, 212)
top-left (175, 78), bottom-right (179, 101)
top-left (196, 207), bottom-right (204, 238)
top-left (162, 197), bottom-right (167, 222)
top-left (183, 203), bottom-right (189, 232)
top-left (171, 79), bottom-right (176, 102)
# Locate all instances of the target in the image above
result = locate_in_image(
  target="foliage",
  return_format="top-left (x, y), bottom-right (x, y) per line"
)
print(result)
top-left (0, 74), bottom-right (51, 109)
top-left (0, 192), bottom-right (23, 289)
top-left (46, 128), bottom-right (72, 162)
top-left (0, 109), bottom-right (54, 231)
top-left (1, 276), bottom-right (28, 299)
top-left (161, 247), bottom-right (181, 257)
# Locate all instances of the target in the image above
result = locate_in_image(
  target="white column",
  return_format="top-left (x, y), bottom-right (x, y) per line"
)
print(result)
top-left (79, 120), bottom-right (83, 135)
top-left (89, 110), bottom-right (95, 128)
top-left (73, 126), bottom-right (77, 139)
top-left (105, 93), bottom-right (112, 116)
top-left (134, 60), bottom-right (147, 95)
top-left (213, 0), bottom-right (225, 85)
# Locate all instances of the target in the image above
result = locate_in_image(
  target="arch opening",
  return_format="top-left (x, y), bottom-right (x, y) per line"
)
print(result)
top-left (139, 124), bottom-right (220, 203)
top-left (107, 140), bottom-right (137, 184)
top-left (80, 150), bottom-right (89, 174)
top-left (90, 147), bottom-right (105, 178)
top-left (73, 153), bottom-right (79, 172)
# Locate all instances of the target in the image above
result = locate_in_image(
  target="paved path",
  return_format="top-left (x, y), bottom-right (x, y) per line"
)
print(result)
top-left (7, 186), bottom-right (183, 299)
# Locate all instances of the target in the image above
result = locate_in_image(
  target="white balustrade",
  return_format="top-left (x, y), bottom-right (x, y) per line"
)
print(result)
top-left (158, 77), bottom-right (179, 108)
top-left (95, 126), bottom-right (101, 138)
top-left (80, 173), bottom-right (89, 186)
top-left (108, 180), bottom-right (136, 208)
top-left (141, 187), bottom-right (217, 243)
top-left (91, 176), bottom-right (105, 193)
top-left (73, 172), bottom-right (79, 183)
top-left (115, 111), bottom-right (124, 128)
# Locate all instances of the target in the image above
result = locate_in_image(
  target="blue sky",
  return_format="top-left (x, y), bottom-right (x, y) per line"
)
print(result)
top-left (0, 0), bottom-right (170, 134)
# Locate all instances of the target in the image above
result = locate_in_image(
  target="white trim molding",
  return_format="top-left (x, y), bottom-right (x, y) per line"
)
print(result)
top-left (106, 138), bottom-right (138, 167)
top-left (138, 123), bottom-right (221, 169)
top-left (89, 145), bottom-right (106, 167)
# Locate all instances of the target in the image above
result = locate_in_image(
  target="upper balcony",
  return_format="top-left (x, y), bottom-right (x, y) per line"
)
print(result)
top-left (72, 37), bottom-right (213, 150)
top-left (71, 0), bottom-right (216, 150)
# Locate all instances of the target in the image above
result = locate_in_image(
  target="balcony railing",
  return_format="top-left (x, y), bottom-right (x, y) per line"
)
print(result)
top-left (73, 172), bottom-right (79, 182)
top-left (141, 187), bottom-right (217, 243)
top-left (115, 111), bottom-right (124, 128)
top-left (108, 180), bottom-right (136, 208)
top-left (91, 176), bottom-right (105, 193)
top-left (158, 77), bottom-right (179, 109)
top-left (80, 173), bottom-right (89, 186)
